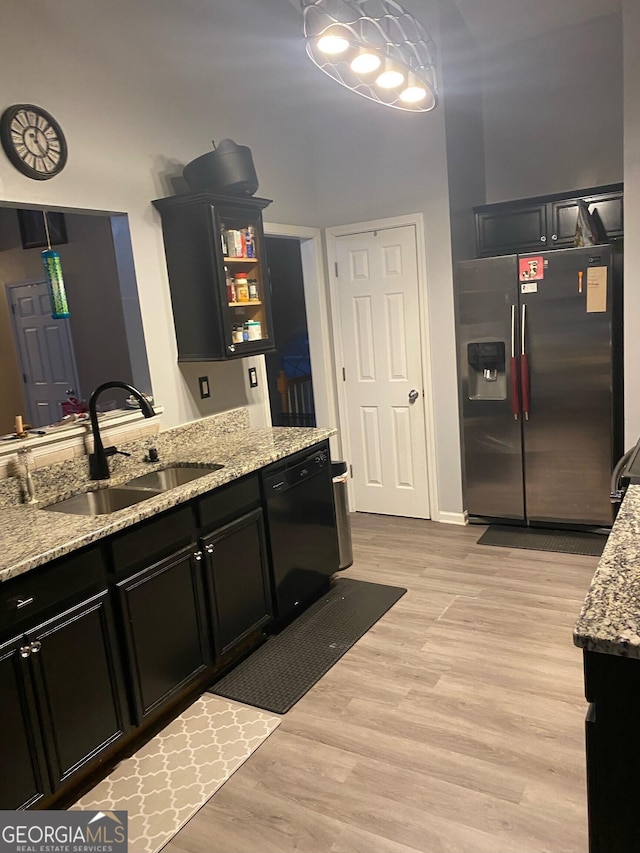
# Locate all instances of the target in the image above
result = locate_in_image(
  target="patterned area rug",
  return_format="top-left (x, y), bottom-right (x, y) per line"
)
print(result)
top-left (71, 694), bottom-right (280, 853)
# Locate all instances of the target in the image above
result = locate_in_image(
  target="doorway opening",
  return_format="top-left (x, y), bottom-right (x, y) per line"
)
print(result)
top-left (264, 236), bottom-right (316, 428)
top-left (0, 205), bottom-right (152, 433)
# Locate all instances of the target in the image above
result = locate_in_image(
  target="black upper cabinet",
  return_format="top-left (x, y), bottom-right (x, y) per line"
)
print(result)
top-left (152, 192), bottom-right (275, 361)
top-left (475, 184), bottom-right (623, 257)
top-left (475, 201), bottom-right (549, 256)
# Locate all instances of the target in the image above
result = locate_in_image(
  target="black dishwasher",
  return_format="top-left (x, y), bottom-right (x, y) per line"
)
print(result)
top-left (261, 442), bottom-right (340, 627)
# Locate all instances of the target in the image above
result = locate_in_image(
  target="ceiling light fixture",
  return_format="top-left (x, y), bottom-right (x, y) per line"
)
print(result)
top-left (350, 51), bottom-right (381, 74)
top-left (302, 0), bottom-right (438, 113)
top-left (317, 32), bottom-right (350, 54)
top-left (376, 68), bottom-right (405, 89)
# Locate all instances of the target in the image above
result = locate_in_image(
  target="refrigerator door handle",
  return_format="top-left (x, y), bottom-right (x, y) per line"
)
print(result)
top-left (510, 304), bottom-right (520, 420)
top-left (520, 304), bottom-right (530, 420)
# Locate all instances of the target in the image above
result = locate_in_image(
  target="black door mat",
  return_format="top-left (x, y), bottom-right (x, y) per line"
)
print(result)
top-left (209, 577), bottom-right (406, 715)
top-left (477, 524), bottom-right (607, 557)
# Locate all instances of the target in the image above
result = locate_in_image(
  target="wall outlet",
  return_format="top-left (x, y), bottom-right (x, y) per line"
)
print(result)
top-left (248, 367), bottom-right (258, 388)
top-left (198, 376), bottom-right (210, 399)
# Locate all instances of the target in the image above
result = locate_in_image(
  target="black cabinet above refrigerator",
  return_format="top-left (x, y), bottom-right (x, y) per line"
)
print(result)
top-left (474, 184), bottom-right (623, 258)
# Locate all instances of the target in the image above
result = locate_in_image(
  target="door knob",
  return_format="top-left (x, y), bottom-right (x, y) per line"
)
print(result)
top-left (408, 389), bottom-right (419, 403)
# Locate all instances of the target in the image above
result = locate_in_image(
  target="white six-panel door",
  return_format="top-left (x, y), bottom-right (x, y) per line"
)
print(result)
top-left (7, 280), bottom-right (81, 428)
top-left (335, 226), bottom-right (430, 518)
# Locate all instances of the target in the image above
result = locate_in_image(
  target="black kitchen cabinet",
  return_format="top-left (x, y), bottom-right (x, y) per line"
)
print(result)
top-left (152, 192), bottom-right (275, 361)
top-left (475, 184), bottom-right (623, 257)
top-left (582, 649), bottom-right (640, 852)
top-left (0, 635), bottom-right (49, 809)
top-left (0, 544), bottom-right (127, 808)
top-left (475, 200), bottom-right (549, 256)
top-left (202, 508), bottom-right (272, 657)
top-left (116, 545), bottom-right (210, 724)
top-left (197, 473), bottom-right (272, 657)
top-left (29, 591), bottom-right (129, 790)
top-left (0, 589), bottom-right (128, 807)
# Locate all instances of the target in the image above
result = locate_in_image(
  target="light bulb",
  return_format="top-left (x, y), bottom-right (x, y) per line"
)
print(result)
top-left (351, 52), bottom-right (381, 74)
top-left (376, 69), bottom-right (405, 89)
top-left (400, 85), bottom-right (428, 103)
top-left (317, 34), bottom-right (350, 55)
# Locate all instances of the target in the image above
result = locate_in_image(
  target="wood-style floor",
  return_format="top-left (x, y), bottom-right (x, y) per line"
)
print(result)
top-left (166, 514), bottom-right (596, 853)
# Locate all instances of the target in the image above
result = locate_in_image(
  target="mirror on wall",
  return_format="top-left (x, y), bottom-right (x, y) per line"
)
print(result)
top-left (0, 204), bottom-right (152, 435)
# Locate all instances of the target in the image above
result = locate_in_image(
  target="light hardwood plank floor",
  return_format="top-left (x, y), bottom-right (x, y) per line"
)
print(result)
top-left (166, 514), bottom-right (596, 853)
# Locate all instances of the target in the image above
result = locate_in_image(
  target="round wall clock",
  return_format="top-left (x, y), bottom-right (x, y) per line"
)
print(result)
top-left (0, 104), bottom-right (67, 180)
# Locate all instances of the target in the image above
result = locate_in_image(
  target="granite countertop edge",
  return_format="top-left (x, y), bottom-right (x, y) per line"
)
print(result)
top-left (573, 485), bottom-right (640, 659)
top-left (0, 423), bottom-right (336, 584)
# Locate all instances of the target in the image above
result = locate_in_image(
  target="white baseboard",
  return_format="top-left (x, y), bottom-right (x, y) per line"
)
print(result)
top-left (436, 510), bottom-right (468, 526)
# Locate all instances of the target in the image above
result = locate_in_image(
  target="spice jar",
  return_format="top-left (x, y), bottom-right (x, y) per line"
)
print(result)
top-left (246, 320), bottom-right (262, 340)
top-left (235, 272), bottom-right (249, 302)
top-left (248, 280), bottom-right (259, 301)
top-left (225, 267), bottom-right (236, 303)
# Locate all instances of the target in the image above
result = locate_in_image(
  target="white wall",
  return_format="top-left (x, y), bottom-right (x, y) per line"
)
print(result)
top-left (482, 13), bottom-right (623, 203)
top-left (623, 0), bottom-right (640, 447)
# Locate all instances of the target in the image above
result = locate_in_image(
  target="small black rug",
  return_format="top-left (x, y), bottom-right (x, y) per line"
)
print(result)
top-left (477, 524), bottom-right (607, 557)
top-left (209, 577), bottom-right (406, 715)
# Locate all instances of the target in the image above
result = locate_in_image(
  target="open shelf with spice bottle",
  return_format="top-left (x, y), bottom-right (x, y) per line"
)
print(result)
top-left (152, 192), bottom-right (275, 361)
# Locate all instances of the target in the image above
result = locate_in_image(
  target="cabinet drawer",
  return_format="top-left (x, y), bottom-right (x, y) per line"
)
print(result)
top-left (111, 505), bottom-right (196, 576)
top-left (0, 546), bottom-right (107, 637)
top-left (197, 473), bottom-right (260, 532)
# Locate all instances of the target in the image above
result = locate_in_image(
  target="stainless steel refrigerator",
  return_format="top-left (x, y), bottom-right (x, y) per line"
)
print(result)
top-left (455, 245), bottom-right (623, 528)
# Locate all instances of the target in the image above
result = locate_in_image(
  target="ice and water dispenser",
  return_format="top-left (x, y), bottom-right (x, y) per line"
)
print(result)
top-left (467, 342), bottom-right (507, 400)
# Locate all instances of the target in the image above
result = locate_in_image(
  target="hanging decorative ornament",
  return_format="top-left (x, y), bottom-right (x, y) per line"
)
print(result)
top-left (41, 211), bottom-right (70, 318)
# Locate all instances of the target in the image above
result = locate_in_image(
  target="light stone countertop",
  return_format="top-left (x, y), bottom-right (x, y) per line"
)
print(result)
top-left (574, 485), bottom-right (640, 658)
top-left (0, 409), bottom-right (335, 584)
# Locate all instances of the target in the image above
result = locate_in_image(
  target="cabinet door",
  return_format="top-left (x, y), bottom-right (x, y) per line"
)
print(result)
top-left (28, 591), bottom-right (128, 790)
top-left (551, 192), bottom-right (624, 248)
top-left (202, 508), bottom-right (272, 657)
top-left (475, 203), bottom-right (548, 256)
top-left (117, 546), bottom-right (210, 723)
top-left (0, 635), bottom-right (50, 809)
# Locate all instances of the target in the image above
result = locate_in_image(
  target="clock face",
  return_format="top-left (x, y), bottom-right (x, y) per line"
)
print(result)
top-left (0, 104), bottom-right (67, 180)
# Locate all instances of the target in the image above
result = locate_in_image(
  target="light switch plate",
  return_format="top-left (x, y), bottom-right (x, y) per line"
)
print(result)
top-left (248, 367), bottom-right (258, 388)
top-left (198, 376), bottom-right (210, 398)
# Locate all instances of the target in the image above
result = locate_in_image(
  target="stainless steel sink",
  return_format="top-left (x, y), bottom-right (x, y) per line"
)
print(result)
top-left (120, 464), bottom-right (223, 492)
top-left (43, 487), bottom-right (158, 516)
top-left (42, 464), bottom-right (224, 516)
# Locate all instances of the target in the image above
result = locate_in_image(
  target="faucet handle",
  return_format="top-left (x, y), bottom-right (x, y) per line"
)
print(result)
top-left (104, 446), bottom-right (131, 459)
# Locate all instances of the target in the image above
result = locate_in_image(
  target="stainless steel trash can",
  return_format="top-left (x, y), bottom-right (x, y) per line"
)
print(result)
top-left (332, 461), bottom-right (353, 570)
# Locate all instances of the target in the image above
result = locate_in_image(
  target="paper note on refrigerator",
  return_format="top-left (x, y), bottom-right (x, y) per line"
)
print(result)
top-left (586, 266), bottom-right (607, 313)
